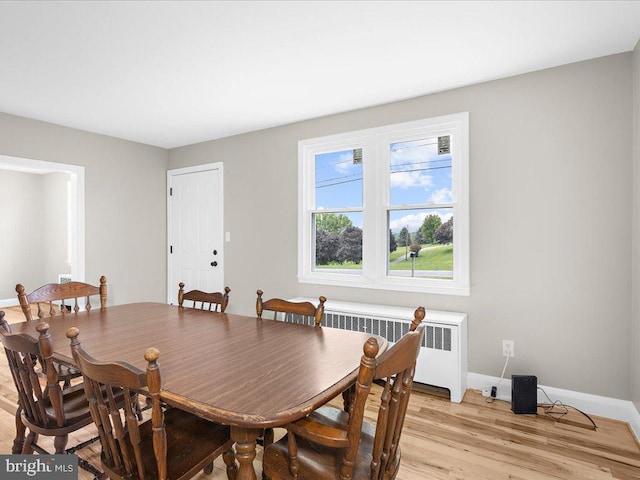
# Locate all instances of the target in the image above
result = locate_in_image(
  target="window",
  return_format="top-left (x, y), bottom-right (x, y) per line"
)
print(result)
top-left (298, 113), bottom-right (469, 295)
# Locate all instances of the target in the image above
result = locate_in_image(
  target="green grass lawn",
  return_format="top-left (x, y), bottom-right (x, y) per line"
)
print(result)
top-left (315, 244), bottom-right (453, 271)
top-left (390, 244), bottom-right (452, 270)
top-left (316, 260), bottom-right (362, 270)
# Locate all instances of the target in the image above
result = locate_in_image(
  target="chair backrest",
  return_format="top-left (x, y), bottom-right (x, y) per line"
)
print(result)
top-left (0, 314), bottom-right (66, 429)
top-left (66, 326), bottom-right (165, 480)
top-left (343, 311), bottom-right (425, 480)
top-left (178, 282), bottom-right (230, 313)
top-left (256, 290), bottom-right (326, 326)
top-left (16, 276), bottom-right (107, 322)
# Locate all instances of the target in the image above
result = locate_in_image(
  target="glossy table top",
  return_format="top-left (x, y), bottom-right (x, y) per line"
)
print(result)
top-left (12, 302), bottom-right (385, 428)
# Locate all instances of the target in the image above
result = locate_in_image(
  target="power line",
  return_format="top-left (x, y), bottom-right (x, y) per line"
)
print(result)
top-left (390, 165), bottom-right (451, 175)
top-left (316, 157), bottom-right (359, 171)
top-left (316, 177), bottom-right (363, 189)
top-left (390, 140), bottom-right (438, 151)
top-left (316, 165), bottom-right (451, 189)
top-left (391, 158), bottom-right (451, 170)
top-left (317, 171), bottom-right (364, 186)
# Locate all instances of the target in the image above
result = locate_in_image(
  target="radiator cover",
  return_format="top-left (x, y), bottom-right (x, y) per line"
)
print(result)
top-left (287, 298), bottom-right (468, 403)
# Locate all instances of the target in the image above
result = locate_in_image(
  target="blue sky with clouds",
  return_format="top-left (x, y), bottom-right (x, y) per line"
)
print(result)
top-left (315, 137), bottom-right (452, 232)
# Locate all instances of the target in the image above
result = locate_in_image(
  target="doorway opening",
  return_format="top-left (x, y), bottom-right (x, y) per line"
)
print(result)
top-left (0, 155), bottom-right (85, 307)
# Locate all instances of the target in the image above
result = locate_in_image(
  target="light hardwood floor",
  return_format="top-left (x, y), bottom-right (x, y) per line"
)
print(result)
top-left (1, 306), bottom-right (639, 479)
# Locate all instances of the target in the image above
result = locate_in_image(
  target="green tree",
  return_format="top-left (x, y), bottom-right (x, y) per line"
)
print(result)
top-left (414, 229), bottom-right (424, 245)
top-left (337, 226), bottom-right (363, 264)
top-left (315, 229), bottom-right (340, 265)
top-left (389, 229), bottom-right (397, 253)
top-left (315, 213), bottom-right (353, 236)
top-left (398, 226), bottom-right (410, 260)
top-left (434, 217), bottom-right (453, 244)
top-left (421, 214), bottom-right (442, 244)
top-left (398, 227), bottom-right (410, 247)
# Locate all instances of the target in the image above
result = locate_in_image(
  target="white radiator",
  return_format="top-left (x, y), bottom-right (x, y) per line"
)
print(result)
top-left (287, 298), bottom-right (468, 403)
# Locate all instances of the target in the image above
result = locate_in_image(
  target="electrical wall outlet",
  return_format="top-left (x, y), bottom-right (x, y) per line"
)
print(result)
top-left (503, 340), bottom-right (515, 357)
top-left (482, 386), bottom-right (491, 397)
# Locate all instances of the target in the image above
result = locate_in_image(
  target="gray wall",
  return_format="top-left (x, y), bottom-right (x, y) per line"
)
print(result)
top-left (169, 53), bottom-right (633, 400)
top-left (632, 39), bottom-right (640, 411)
top-left (0, 113), bottom-right (168, 305)
top-left (42, 172), bottom-right (71, 286)
top-left (0, 170), bottom-right (70, 299)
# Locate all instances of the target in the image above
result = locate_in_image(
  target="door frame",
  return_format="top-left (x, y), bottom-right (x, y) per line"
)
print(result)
top-left (0, 154), bottom-right (85, 307)
top-left (166, 162), bottom-right (224, 304)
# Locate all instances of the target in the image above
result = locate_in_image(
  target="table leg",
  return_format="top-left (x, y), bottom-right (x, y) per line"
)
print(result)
top-left (231, 426), bottom-right (262, 480)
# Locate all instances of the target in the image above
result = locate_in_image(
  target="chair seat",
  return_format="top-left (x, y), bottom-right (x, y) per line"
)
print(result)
top-left (24, 383), bottom-right (127, 436)
top-left (53, 363), bottom-right (81, 381)
top-left (102, 407), bottom-right (233, 480)
top-left (46, 383), bottom-right (92, 421)
top-left (263, 406), bottom-right (401, 480)
top-left (37, 360), bottom-right (81, 379)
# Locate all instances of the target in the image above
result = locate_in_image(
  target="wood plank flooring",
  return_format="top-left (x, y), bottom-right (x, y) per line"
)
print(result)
top-left (0, 305), bottom-right (638, 479)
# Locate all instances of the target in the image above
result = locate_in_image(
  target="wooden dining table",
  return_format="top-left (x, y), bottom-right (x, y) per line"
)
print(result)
top-left (10, 302), bottom-right (386, 480)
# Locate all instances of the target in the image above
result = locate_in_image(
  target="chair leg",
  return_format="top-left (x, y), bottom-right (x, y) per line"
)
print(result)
top-left (261, 428), bottom-right (274, 480)
top-left (287, 433), bottom-right (300, 478)
top-left (12, 407), bottom-right (26, 454)
top-left (22, 431), bottom-right (38, 454)
top-left (54, 434), bottom-right (69, 454)
top-left (263, 428), bottom-right (274, 449)
top-left (223, 447), bottom-right (238, 480)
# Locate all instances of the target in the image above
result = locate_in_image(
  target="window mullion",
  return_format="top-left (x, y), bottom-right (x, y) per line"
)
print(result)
top-left (360, 139), bottom-right (377, 281)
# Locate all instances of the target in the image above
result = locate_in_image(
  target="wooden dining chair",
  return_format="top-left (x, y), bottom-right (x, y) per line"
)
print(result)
top-left (256, 290), bottom-right (326, 326)
top-left (66, 326), bottom-right (238, 480)
top-left (178, 282), bottom-right (230, 312)
top-left (15, 276), bottom-right (107, 387)
top-left (342, 306), bottom-right (426, 413)
top-left (0, 314), bottom-right (97, 456)
top-left (16, 276), bottom-right (107, 322)
top-left (262, 315), bottom-right (426, 480)
top-left (255, 291), bottom-right (326, 457)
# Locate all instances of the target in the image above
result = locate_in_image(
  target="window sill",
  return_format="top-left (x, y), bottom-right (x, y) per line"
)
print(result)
top-left (298, 273), bottom-right (470, 296)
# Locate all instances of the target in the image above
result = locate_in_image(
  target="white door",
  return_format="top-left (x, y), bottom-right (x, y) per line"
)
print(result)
top-left (167, 164), bottom-right (224, 304)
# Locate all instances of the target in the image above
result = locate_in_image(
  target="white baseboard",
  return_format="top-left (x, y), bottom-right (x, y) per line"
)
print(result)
top-left (467, 372), bottom-right (640, 443)
top-left (0, 298), bottom-right (18, 308)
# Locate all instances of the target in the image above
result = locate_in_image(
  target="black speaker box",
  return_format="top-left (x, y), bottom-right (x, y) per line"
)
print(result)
top-left (511, 375), bottom-right (537, 414)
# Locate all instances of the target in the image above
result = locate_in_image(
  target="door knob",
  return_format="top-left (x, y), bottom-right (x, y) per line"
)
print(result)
top-left (211, 261), bottom-right (218, 267)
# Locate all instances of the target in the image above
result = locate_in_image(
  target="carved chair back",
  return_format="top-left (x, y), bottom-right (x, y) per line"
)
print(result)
top-left (274, 318), bottom-right (426, 480)
top-left (68, 327), bottom-right (162, 480)
top-left (256, 290), bottom-right (326, 326)
top-left (67, 327), bottom-right (237, 480)
top-left (16, 276), bottom-right (107, 322)
top-left (178, 283), bottom-right (230, 312)
top-left (356, 322), bottom-right (425, 479)
top-left (0, 313), bottom-right (95, 454)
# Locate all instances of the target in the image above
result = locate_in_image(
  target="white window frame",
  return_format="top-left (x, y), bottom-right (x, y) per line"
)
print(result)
top-left (298, 112), bottom-right (469, 296)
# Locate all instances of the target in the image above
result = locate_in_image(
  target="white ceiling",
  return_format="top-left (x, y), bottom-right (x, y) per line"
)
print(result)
top-left (1, 1), bottom-right (639, 149)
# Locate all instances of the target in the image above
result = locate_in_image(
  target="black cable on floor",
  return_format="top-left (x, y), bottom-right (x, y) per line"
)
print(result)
top-left (537, 386), bottom-right (597, 430)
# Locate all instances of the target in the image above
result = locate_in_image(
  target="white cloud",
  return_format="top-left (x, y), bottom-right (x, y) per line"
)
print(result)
top-left (390, 171), bottom-right (433, 189)
top-left (390, 209), bottom-right (453, 233)
top-left (334, 152), bottom-right (356, 174)
top-left (438, 211), bottom-right (453, 223)
top-left (390, 212), bottom-right (427, 232)
top-left (427, 188), bottom-right (451, 204)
